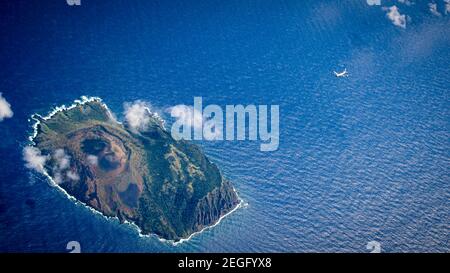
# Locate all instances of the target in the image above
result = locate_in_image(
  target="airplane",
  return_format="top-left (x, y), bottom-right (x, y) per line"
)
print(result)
top-left (334, 68), bottom-right (348, 78)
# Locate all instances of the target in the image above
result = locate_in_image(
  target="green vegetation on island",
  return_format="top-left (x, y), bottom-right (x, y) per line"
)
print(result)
top-left (32, 99), bottom-right (240, 241)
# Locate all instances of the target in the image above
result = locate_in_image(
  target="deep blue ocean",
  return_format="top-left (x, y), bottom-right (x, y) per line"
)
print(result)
top-left (0, 0), bottom-right (449, 252)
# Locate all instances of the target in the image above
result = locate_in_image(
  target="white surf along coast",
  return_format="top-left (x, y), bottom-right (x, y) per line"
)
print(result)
top-left (27, 96), bottom-right (243, 246)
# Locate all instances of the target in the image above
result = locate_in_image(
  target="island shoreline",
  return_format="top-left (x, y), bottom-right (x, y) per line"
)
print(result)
top-left (27, 96), bottom-right (244, 246)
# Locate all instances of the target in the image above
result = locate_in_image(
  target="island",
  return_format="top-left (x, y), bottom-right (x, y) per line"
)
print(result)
top-left (31, 98), bottom-right (240, 241)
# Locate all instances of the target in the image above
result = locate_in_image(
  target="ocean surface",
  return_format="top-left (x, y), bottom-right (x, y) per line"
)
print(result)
top-left (0, 0), bottom-right (449, 252)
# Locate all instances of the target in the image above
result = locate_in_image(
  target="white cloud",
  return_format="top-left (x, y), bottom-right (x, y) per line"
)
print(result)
top-left (23, 147), bottom-right (80, 184)
top-left (52, 149), bottom-right (77, 184)
top-left (53, 172), bottom-right (63, 185)
top-left (384, 6), bottom-right (407, 28)
top-left (429, 3), bottom-right (442, 16)
top-left (23, 146), bottom-right (48, 174)
top-left (66, 170), bottom-right (80, 181)
top-left (53, 149), bottom-right (70, 170)
top-left (397, 0), bottom-right (413, 6)
top-left (445, 0), bottom-right (450, 14)
top-left (169, 105), bottom-right (203, 130)
top-left (87, 155), bottom-right (98, 166)
top-left (366, 0), bottom-right (381, 6)
top-left (124, 101), bottom-right (152, 132)
top-left (169, 104), bottom-right (222, 140)
top-left (0, 93), bottom-right (13, 121)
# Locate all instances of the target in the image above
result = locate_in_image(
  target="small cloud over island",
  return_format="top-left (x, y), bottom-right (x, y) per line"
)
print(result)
top-left (24, 147), bottom-right (80, 184)
top-left (169, 104), bottom-right (203, 130)
top-left (52, 149), bottom-right (78, 184)
top-left (123, 101), bottom-right (153, 132)
top-left (23, 146), bottom-right (48, 174)
top-left (87, 155), bottom-right (98, 166)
